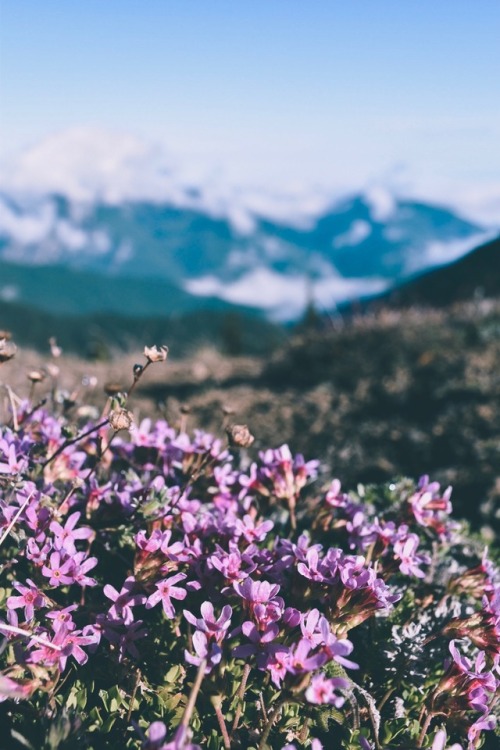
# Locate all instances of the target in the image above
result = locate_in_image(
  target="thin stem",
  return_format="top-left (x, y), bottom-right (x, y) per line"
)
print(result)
top-left (180, 659), bottom-right (207, 729)
top-left (232, 663), bottom-right (251, 731)
top-left (298, 717), bottom-right (310, 743)
top-left (169, 452), bottom-right (218, 515)
top-left (3, 384), bottom-right (20, 431)
top-left (0, 623), bottom-right (62, 651)
top-left (377, 686), bottom-right (395, 712)
top-left (127, 360), bottom-right (151, 399)
top-left (42, 419), bottom-right (109, 468)
top-left (18, 397), bottom-right (47, 427)
top-left (365, 542), bottom-right (376, 567)
top-left (257, 697), bottom-right (287, 750)
top-left (259, 691), bottom-right (268, 724)
top-left (212, 697), bottom-right (231, 749)
top-left (126, 669), bottom-right (142, 725)
top-left (417, 711), bottom-right (435, 747)
top-left (83, 430), bottom-right (119, 485)
top-left (0, 491), bottom-right (34, 549)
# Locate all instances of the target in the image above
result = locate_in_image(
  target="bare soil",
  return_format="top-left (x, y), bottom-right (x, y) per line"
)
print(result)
top-left (2, 298), bottom-right (500, 530)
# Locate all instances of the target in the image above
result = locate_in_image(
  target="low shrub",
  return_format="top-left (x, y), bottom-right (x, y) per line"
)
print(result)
top-left (0, 344), bottom-right (498, 749)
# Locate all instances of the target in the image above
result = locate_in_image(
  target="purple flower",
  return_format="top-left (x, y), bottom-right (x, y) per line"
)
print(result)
top-left (409, 476), bottom-right (453, 536)
top-left (434, 641), bottom-right (498, 719)
top-left (7, 580), bottom-right (46, 621)
top-left (142, 721), bottom-right (168, 749)
top-left (139, 721), bottom-right (201, 750)
top-left (72, 552), bottom-right (98, 587)
top-left (393, 534), bottom-right (431, 578)
top-left (115, 620), bottom-right (148, 660)
top-left (183, 602), bottom-right (232, 643)
top-left (263, 647), bottom-right (290, 688)
top-left (234, 514), bottom-right (274, 543)
top-left (146, 573), bottom-right (188, 618)
top-left (233, 578), bottom-right (280, 608)
top-left (0, 442), bottom-right (28, 475)
top-left (318, 617), bottom-right (358, 670)
top-left (41, 551), bottom-right (76, 587)
top-left (104, 576), bottom-right (146, 624)
top-left (285, 638), bottom-right (328, 675)
top-left (46, 605), bottom-right (78, 632)
top-left (185, 630), bottom-right (222, 673)
top-left (467, 715), bottom-right (496, 748)
top-left (0, 674), bottom-right (33, 702)
top-left (300, 609), bottom-right (323, 645)
top-left (297, 547), bottom-right (326, 582)
top-left (29, 624), bottom-right (94, 671)
top-left (49, 511), bottom-right (94, 554)
top-left (232, 621), bottom-right (280, 659)
top-left (209, 543), bottom-right (256, 583)
top-left (430, 729), bottom-right (463, 750)
top-left (305, 672), bottom-right (349, 707)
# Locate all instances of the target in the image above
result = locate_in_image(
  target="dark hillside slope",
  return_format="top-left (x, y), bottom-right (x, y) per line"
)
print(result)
top-left (382, 235), bottom-right (500, 307)
top-left (0, 299), bottom-right (285, 358)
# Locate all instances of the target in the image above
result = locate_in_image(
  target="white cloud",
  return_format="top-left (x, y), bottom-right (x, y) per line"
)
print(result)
top-left (0, 197), bottom-right (56, 244)
top-left (1, 126), bottom-right (498, 243)
top-left (55, 219), bottom-right (88, 251)
top-left (364, 186), bottom-right (396, 221)
top-left (0, 127), bottom-right (338, 234)
top-left (185, 267), bottom-right (388, 321)
top-left (0, 285), bottom-right (19, 302)
top-left (333, 219), bottom-right (372, 248)
top-left (0, 193), bottom-right (113, 261)
top-left (405, 231), bottom-right (496, 275)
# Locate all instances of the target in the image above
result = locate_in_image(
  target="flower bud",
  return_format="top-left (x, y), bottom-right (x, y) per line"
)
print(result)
top-left (226, 424), bottom-right (255, 448)
top-left (49, 336), bottom-right (62, 358)
top-left (109, 408), bottom-right (134, 432)
top-left (27, 370), bottom-right (45, 383)
top-left (0, 338), bottom-right (17, 363)
top-left (144, 345), bottom-right (169, 363)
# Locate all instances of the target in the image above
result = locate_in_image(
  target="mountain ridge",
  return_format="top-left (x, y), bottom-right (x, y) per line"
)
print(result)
top-left (0, 189), bottom-right (489, 320)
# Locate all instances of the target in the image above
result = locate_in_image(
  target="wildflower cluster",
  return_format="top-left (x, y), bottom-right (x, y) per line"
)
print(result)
top-left (0, 342), bottom-right (499, 749)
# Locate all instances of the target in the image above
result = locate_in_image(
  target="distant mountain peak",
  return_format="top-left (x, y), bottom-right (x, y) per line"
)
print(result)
top-left (0, 129), bottom-right (494, 321)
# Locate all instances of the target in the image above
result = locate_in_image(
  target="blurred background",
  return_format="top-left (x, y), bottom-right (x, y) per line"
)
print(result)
top-left (0, 1), bottom-right (499, 526)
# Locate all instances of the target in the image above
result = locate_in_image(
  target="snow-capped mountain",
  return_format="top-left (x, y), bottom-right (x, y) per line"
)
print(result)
top-left (0, 189), bottom-right (488, 320)
top-left (0, 129), bottom-right (493, 321)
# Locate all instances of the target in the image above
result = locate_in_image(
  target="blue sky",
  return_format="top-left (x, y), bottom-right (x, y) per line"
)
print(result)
top-left (1, 1), bottom-right (499, 219)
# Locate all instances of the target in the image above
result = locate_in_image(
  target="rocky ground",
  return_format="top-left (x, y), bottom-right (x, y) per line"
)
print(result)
top-left (2, 297), bottom-right (499, 530)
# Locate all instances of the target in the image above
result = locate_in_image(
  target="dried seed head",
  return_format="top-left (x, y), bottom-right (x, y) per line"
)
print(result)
top-left (144, 344), bottom-right (169, 363)
top-left (27, 369), bottom-right (45, 383)
top-left (0, 338), bottom-right (17, 363)
top-left (226, 424), bottom-right (255, 448)
top-left (104, 382), bottom-right (124, 396)
top-left (49, 337), bottom-right (62, 358)
top-left (109, 408), bottom-right (134, 432)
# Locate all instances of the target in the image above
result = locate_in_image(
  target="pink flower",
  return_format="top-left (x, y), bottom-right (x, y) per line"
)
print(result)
top-left (393, 534), bottom-right (431, 578)
top-left (305, 672), bottom-right (349, 707)
top-left (104, 576), bottom-right (146, 624)
top-left (41, 552), bottom-right (75, 587)
top-left (146, 573), bottom-right (187, 618)
top-left (49, 511), bottom-right (93, 554)
top-left (7, 579), bottom-right (45, 621)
